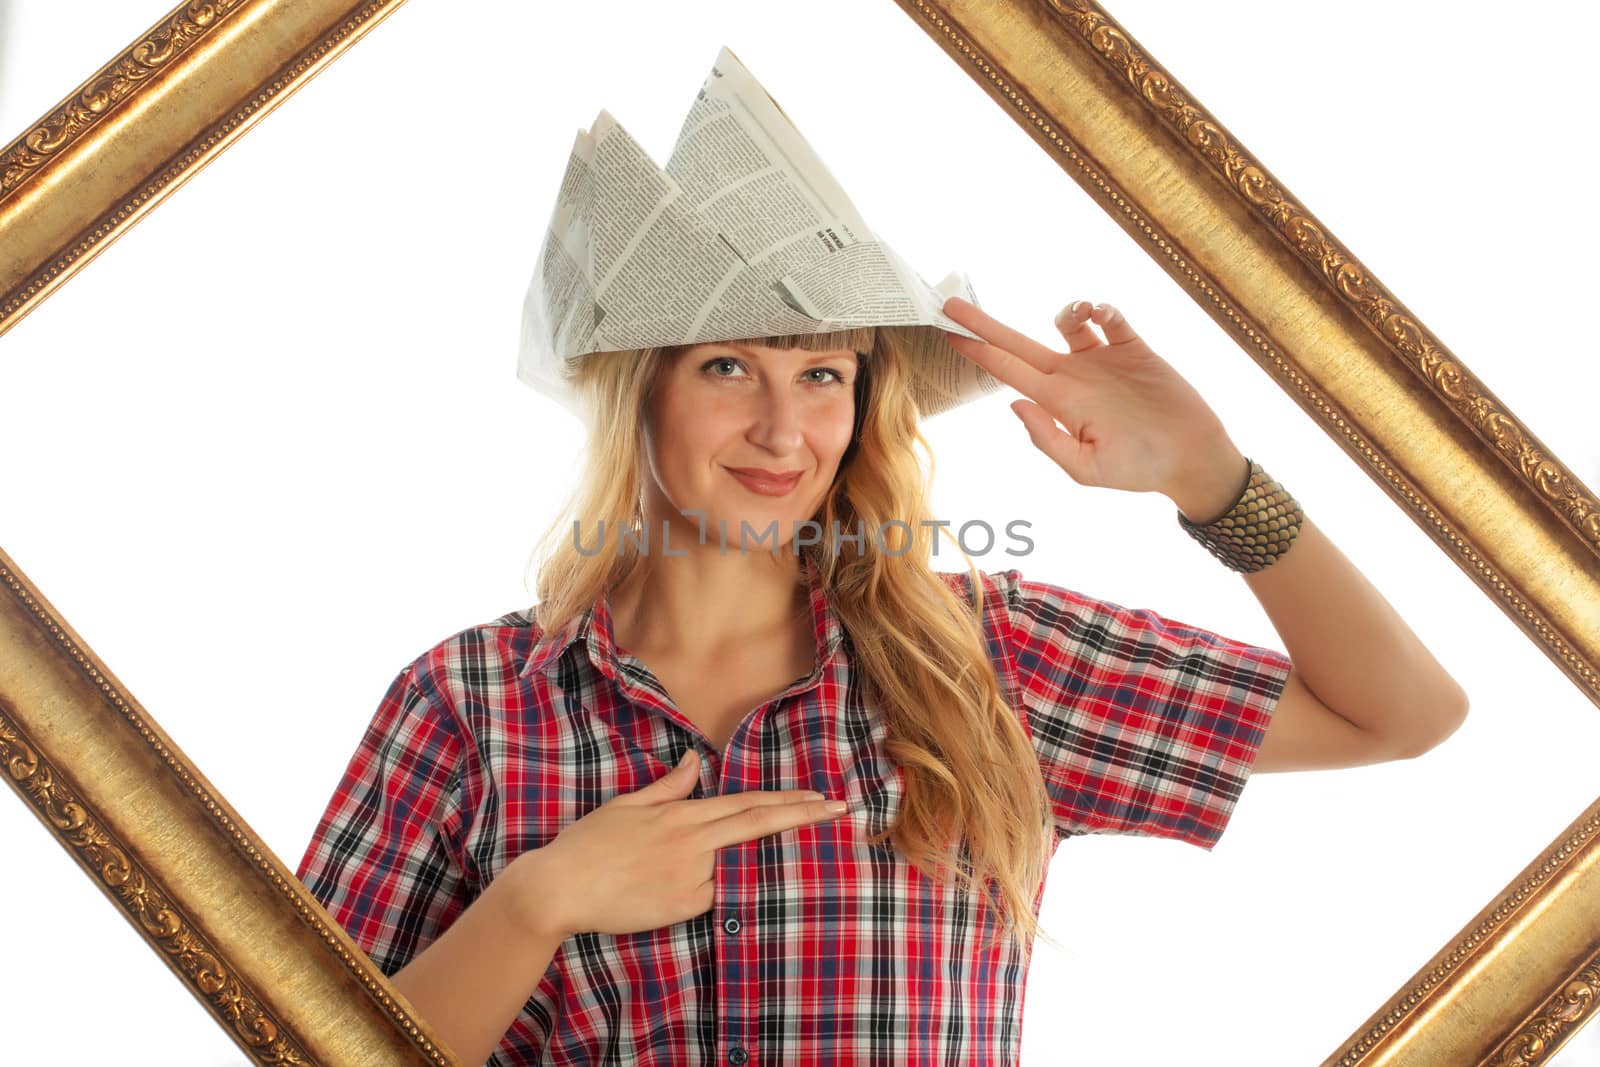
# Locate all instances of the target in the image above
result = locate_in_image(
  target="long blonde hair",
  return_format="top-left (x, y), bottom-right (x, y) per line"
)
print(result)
top-left (524, 326), bottom-right (1060, 962)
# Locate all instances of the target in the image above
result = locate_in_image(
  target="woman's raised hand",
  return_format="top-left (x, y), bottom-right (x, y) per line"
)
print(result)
top-left (941, 296), bottom-right (1244, 510)
top-left (500, 749), bottom-right (848, 939)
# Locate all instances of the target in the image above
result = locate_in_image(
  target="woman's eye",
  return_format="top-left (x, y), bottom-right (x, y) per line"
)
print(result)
top-left (702, 358), bottom-right (847, 385)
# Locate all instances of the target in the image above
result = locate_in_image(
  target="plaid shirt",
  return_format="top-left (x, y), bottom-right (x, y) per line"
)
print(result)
top-left (296, 559), bottom-right (1292, 1065)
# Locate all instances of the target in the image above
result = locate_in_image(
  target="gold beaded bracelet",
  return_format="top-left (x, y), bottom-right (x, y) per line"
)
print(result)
top-left (1175, 457), bottom-right (1303, 573)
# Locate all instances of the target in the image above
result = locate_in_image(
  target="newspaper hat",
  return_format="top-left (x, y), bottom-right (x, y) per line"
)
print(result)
top-left (517, 45), bottom-right (1006, 420)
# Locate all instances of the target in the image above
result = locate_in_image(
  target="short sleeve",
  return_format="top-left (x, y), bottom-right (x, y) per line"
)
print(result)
top-left (990, 567), bottom-right (1293, 850)
top-left (295, 657), bottom-right (474, 976)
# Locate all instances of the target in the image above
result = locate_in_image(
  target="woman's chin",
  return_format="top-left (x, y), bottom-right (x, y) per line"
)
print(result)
top-left (671, 502), bottom-right (814, 555)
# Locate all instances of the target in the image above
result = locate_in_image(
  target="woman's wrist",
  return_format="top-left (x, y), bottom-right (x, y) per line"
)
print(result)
top-left (1170, 445), bottom-right (1250, 524)
top-left (492, 848), bottom-right (572, 943)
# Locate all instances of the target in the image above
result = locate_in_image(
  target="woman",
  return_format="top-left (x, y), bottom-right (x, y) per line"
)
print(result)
top-left (295, 296), bottom-right (1468, 1065)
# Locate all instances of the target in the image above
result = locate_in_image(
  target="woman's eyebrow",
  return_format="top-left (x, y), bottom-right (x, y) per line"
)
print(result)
top-left (715, 343), bottom-right (855, 362)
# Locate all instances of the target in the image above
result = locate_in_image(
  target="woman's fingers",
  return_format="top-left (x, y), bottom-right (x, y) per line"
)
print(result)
top-left (941, 296), bottom-right (1061, 378)
top-left (1055, 301), bottom-right (1101, 353)
top-left (1012, 397), bottom-right (1088, 483)
top-left (1087, 302), bottom-right (1138, 346)
top-left (1056, 300), bottom-right (1139, 350)
top-left (942, 331), bottom-right (1049, 398)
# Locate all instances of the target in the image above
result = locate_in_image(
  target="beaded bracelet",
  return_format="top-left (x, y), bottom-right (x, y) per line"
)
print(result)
top-left (1175, 457), bottom-right (1303, 573)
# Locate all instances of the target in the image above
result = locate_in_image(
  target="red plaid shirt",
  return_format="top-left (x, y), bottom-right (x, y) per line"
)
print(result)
top-left (296, 559), bottom-right (1291, 1065)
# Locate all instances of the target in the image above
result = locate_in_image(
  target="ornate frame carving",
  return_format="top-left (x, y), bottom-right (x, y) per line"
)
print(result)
top-left (2, 0), bottom-right (1597, 1062)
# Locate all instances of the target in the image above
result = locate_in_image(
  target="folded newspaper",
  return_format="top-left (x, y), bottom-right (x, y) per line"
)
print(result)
top-left (517, 44), bottom-right (1007, 419)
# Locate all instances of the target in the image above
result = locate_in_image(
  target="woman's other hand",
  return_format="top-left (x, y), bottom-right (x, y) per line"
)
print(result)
top-left (941, 296), bottom-right (1244, 513)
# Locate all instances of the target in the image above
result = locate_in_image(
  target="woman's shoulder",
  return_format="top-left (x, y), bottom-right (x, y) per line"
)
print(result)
top-left (402, 605), bottom-right (548, 696)
top-left (932, 565), bottom-right (1026, 605)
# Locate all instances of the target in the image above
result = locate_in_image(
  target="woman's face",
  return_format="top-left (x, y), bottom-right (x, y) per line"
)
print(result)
top-left (641, 341), bottom-right (860, 554)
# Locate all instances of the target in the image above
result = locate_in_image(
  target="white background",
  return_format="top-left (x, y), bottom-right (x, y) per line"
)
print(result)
top-left (2, 2), bottom-right (1598, 1064)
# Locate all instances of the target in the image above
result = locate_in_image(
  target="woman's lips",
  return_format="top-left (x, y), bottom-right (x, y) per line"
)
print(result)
top-left (727, 468), bottom-right (802, 496)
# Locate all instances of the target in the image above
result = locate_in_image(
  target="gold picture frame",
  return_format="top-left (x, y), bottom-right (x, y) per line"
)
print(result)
top-left (3, 0), bottom-right (1598, 1064)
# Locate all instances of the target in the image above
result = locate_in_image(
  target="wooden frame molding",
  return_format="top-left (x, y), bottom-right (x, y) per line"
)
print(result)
top-left (0, 0), bottom-right (407, 334)
top-left (2, 0), bottom-right (1597, 1063)
top-left (892, 0), bottom-right (1600, 704)
top-left (0, 549), bottom-right (453, 1065)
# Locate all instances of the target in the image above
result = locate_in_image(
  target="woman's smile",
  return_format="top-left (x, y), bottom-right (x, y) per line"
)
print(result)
top-left (725, 466), bottom-right (803, 496)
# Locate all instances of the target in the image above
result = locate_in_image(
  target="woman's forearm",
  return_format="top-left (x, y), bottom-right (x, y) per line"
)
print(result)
top-left (388, 852), bottom-right (565, 1066)
top-left (1171, 447), bottom-right (1468, 754)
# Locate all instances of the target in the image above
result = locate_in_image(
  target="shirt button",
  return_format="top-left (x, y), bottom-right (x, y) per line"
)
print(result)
top-left (728, 1048), bottom-right (749, 1065)
top-left (722, 917), bottom-right (741, 934)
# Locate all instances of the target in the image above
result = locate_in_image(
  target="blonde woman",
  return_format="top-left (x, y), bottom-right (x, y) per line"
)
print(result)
top-left (295, 295), bottom-right (1467, 1065)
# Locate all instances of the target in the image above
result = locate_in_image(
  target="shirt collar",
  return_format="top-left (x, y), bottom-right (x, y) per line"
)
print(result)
top-left (520, 555), bottom-right (845, 681)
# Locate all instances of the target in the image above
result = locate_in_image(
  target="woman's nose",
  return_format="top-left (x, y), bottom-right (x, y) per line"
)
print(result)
top-left (746, 390), bottom-right (805, 449)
